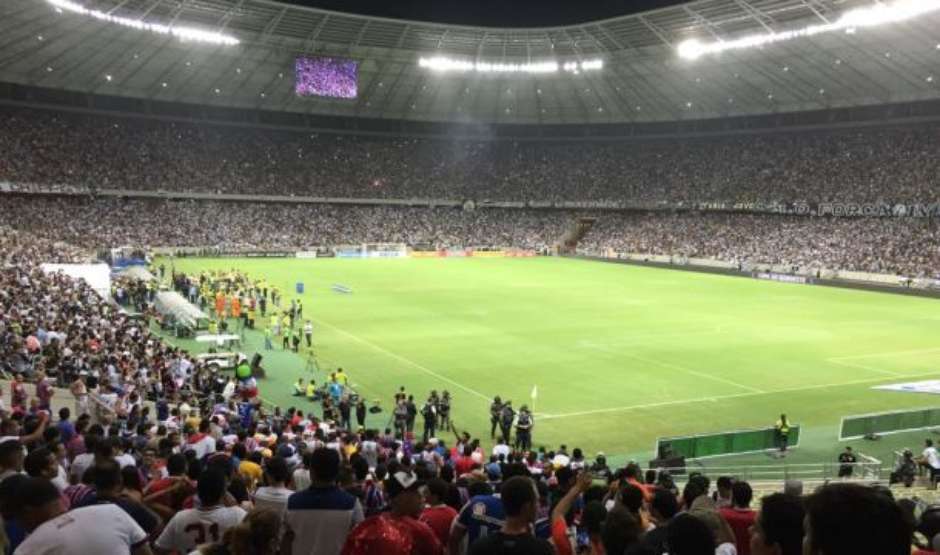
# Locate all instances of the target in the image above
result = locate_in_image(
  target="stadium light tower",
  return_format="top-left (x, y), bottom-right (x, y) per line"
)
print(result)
top-left (46, 0), bottom-right (240, 45)
top-left (677, 0), bottom-right (940, 61)
top-left (418, 56), bottom-right (603, 75)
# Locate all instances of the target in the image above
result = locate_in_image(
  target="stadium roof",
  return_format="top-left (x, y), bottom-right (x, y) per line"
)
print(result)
top-left (1, 0), bottom-right (939, 125)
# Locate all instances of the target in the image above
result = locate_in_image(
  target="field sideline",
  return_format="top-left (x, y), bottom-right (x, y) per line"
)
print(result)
top-left (159, 256), bottom-right (940, 463)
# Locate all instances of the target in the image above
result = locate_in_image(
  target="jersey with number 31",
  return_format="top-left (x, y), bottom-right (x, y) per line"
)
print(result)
top-left (155, 505), bottom-right (247, 553)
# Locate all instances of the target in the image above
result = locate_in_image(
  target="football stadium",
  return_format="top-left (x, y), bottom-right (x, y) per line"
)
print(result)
top-left (2, 0), bottom-right (940, 553)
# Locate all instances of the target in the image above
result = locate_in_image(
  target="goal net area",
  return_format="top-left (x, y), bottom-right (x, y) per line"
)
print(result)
top-left (334, 243), bottom-right (407, 259)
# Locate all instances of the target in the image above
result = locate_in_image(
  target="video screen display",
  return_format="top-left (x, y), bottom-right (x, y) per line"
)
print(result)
top-left (294, 57), bottom-right (358, 99)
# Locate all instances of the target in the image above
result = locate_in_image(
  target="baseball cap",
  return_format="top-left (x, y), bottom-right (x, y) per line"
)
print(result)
top-left (384, 471), bottom-right (424, 498)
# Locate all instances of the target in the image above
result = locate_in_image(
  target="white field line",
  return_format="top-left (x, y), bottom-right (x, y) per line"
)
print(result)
top-left (826, 358), bottom-right (902, 377)
top-left (539, 371), bottom-right (940, 420)
top-left (583, 339), bottom-right (762, 394)
top-left (311, 317), bottom-right (492, 403)
top-left (625, 352), bottom-right (764, 394)
top-left (828, 347), bottom-right (940, 361)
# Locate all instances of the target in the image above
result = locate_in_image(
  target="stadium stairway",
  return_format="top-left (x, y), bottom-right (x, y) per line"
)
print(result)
top-left (558, 216), bottom-right (596, 254)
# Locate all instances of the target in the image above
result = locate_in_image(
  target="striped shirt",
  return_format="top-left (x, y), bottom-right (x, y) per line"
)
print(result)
top-left (285, 486), bottom-right (364, 555)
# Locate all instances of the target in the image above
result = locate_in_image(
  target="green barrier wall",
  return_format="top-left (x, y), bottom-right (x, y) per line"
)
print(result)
top-left (656, 426), bottom-right (800, 459)
top-left (840, 408), bottom-right (940, 440)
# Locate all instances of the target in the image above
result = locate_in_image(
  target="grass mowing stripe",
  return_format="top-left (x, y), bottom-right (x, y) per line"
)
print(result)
top-left (582, 339), bottom-right (763, 394)
top-left (624, 352), bottom-right (764, 394)
top-left (828, 347), bottom-right (940, 361)
top-left (826, 358), bottom-right (903, 377)
top-left (310, 315), bottom-right (493, 403)
top-left (541, 371), bottom-right (940, 420)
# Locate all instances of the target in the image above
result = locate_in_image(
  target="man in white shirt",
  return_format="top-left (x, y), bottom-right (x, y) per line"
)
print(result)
top-left (69, 435), bottom-right (99, 483)
top-left (921, 439), bottom-right (940, 482)
top-left (184, 420), bottom-right (217, 460)
top-left (253, 456), bottom-right (293, 515)
top-left (14, 478), bottom-right (152, 555)
top-left (492, 437), bottom-right (511, 459)
top-left (155, 469), bottom-right (246, 554)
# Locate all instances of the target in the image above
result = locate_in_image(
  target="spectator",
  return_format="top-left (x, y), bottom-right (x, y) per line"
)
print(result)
top-left (80, 460), bottom-right (162, 539)
top-left (714, 476), bottom-right (734, 509)
top-left (837, 446), bottom-right (857, 478)
top-left (0, 439), bottom-right (24, 483)
top-left (449, 480), bottom-right (504, 554)
top-left (719, 481), bottom-right (756, 555)
top-left (14, 477), bottom-right (152, 555)
top-left (192, 508), bottom-right (281, 555)
top-left (921, 439), bottom-right (940, 483)
top-left (468, 475), bottom-right (554, 555)
top-left (803, 483), bottom-right (911, 555)
top-left (342, 469), bottom-right (441, 555)
top-left (154, 469), bottom-right (247, 554)
top-left (420, 478), bottom-right (458, 547)
top-left (748, 493), bottom-right (804, 555)
top-left (636, 488), bottom-right (680, 554)
top-left (253, 456), bottom-right (292, 515)
top-left (550, 471), bottom-right (594, 555)
top-left (283, 447), bottom-right (363, 555)
top-left (665, 513), bottom-right (717, 555)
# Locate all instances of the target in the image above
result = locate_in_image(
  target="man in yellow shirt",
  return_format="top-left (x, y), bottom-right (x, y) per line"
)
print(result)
top-left (335, 368), bottom-right (349, 387)
top-left (281, 314), bottom-right (291, 349)
top-left (270, 314), bottom-right (279, 336)
top-left (306, 380), bottom-right (317, 401)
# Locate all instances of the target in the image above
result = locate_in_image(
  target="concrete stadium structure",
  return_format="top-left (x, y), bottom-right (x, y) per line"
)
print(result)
top-left (1, 0), bottom-right (939, 132)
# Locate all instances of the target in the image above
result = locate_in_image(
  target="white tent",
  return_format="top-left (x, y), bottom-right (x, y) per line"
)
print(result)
top-left (154, 291), bottom-right (209, 330)
top-left (118, 265), bottom-right (157, 282)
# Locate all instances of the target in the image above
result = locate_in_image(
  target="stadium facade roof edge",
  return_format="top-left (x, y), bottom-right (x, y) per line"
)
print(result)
top-left (1, 0), bottom-right (939, 124)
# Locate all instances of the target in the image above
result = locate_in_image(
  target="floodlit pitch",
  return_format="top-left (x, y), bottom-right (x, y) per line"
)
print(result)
top-left (159, 256), bottom-right (940, 463)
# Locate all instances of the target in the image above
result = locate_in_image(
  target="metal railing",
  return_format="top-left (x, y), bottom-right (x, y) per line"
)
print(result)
top-left (654, 454), bottom-right (883, 484)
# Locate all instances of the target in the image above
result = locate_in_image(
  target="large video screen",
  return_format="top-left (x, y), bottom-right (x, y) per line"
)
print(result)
top-left (294, 57), bottom-right (358, 99)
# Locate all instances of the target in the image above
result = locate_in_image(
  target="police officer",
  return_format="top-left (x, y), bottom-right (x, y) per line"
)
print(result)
top-left (490, 396), bottom-right (503, 439)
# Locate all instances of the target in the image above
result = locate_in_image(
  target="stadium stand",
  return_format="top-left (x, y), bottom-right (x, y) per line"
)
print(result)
top-left (1, 106), bottom-right (939, 205)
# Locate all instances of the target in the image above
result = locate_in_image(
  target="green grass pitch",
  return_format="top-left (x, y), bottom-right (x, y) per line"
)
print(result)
top-left (159, 256), bottom-right (940, 465)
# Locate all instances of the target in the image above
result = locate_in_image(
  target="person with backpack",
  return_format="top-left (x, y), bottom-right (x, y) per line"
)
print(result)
top-left (421, 397), bottom-right (437, 443)
top-left (515, 405), bottom-right (533, 451)
top-left (393, 400), bottom-right (408, 440)
top-left (499, 401), bottom-right (515, 445)
top-left (438, 391), bottom-right (451, 432)
top-left (489, 396), bottom-right (502, 439)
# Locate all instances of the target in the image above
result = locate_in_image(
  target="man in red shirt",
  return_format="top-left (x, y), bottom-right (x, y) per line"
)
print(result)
top-left (420, 478), bottom-right (457, 547)
top-left (454, 445), bottom-right (476, 477)
top-left (720, 481), bottom-right (756, 555)
top-left (623, 463), bottom-right (653, 503)
top-left (342, 469), bottom-right (441, 555)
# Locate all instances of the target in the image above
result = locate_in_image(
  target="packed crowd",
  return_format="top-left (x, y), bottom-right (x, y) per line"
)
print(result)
top-left (1, 106), bottom-right (939, 205)
top-left (2, 350), bottom-right (939, 555)
top-left (3, 194), bottom-right (939, 277)
top-left (578, 212), bottom-right (940, 278)
top-left (0, 196), bottom-right (567, 252)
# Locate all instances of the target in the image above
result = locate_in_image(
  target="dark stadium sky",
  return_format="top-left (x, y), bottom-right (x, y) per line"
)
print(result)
top-left (290, 0), bottom-right (691, 27)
